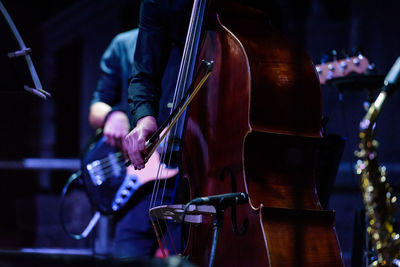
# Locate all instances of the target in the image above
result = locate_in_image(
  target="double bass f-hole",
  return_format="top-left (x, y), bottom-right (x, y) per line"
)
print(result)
top-left (219, 168), bottom-right (249, 236)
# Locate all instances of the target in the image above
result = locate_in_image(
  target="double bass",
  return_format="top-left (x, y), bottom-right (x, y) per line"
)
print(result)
top-left (149, 0), bottom-right (345, 266)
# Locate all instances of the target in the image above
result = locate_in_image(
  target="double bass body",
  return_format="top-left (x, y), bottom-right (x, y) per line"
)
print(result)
top-left (181, 1), bottom-right (344, 266)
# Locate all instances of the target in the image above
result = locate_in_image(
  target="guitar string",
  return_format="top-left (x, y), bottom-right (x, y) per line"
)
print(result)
top-left (89, 150), bottom-right (169, 178)
top-left (85, 155), bottom-right (124, 178)
top-left (89, 151), bottom-right (123, 165)
top-left (88, 153), bottom-right (123, 169)
top-left (95, 154), bottom-right (175, 182)
top-left (91, 157), bottom-right (126, 179)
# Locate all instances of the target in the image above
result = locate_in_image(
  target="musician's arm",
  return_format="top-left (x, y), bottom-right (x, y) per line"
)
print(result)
top-left (89, 101), bottom-right (112, 129)
top-left (128, 0), bottom-right (171, 127)
top-left (90, 35), bottom-right (130, 147)
top-left (89, 33), bottom-right (125, 129)
top-left (126, 0), bottom-right (171, 168)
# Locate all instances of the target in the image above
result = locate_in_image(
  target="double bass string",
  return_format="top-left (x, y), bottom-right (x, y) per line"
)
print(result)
top-left (148, 0), bottom-right (208, 255)
top-left (150, 0), bottom-right (204, 209)
top-left (151, 60), bottom-right (213, 209)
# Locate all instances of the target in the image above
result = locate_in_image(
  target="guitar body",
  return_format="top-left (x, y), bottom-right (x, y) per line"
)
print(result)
top-left (82, 134), bottom-right (178, 214)
top-left (82, 135), bottom-right (132, 214)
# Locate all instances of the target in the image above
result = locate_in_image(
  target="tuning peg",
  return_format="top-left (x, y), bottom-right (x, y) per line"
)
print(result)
top-left (366, 62), bottom-right (376, 74)
top-left (332, 49), bottom-right (338, 61)
top-left (368, 63), bottom-right (375, 70)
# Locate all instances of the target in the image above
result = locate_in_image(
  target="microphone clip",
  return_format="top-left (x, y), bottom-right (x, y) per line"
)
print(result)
top-left (190, 192), bottom-right (249, 210)
top-left (8, 47), bottom-right (31, 58)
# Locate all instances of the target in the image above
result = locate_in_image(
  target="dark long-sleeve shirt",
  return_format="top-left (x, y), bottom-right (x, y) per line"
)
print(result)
top-left (127, 0), bottom-right (193, 127)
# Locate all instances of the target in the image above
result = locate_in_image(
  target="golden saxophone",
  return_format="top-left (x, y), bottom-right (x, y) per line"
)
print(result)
top-left (355, 57), bottom-right (400, 266)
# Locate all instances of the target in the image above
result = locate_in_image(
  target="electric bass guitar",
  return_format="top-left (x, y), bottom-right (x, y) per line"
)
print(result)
top-left (82, 131), bottom-right (178, 214)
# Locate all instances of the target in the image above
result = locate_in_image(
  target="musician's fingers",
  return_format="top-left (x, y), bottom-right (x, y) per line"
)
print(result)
top-left (124, 134), bottom-right (145, 169)
top-left (130, 150), bottom-right (145, 170)
top-left (137, 137), bottom-right (147, 154)
top-left (121, 138), bottom-right (129, 160)
top-left (134, 141), bottom-right (146, 170)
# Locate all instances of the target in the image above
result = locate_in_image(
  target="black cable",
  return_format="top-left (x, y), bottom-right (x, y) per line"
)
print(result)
top-left (59, 170), bottom-right (89, 240)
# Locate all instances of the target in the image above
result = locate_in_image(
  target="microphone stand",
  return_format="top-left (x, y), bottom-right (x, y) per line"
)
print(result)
top-left (209, 205), bottom-right (225, 267)
top-left (184, 192), bottom-right (249, 267)
top-left (0, 1), bottom-right (51, 99)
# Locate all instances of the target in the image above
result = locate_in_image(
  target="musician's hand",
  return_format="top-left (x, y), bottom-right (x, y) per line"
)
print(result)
top-left (124, 116), bottom-right (157, 170)
top-left (103, 111), bottom-right (130, 148)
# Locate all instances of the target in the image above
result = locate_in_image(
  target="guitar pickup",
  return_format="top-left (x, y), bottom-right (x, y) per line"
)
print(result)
top-left (86, 160), bottom-right (105, 186)
top-left (86, 153), bottom-right (124, 186)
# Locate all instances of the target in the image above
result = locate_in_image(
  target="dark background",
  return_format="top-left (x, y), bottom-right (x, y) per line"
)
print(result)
top-left (0, 0), bottom-right (399, 266)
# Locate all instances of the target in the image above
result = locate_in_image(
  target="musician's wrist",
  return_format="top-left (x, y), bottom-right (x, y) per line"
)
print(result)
top-left (131, 102), bottom-right (157, 127)
top-left (137, 116), bottom-right (157, 131)
top-left (104, 107), bottom-right (127, 125)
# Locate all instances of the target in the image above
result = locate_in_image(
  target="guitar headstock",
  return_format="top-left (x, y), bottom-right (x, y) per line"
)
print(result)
top-left (316, 54), bottom-right (370, 85)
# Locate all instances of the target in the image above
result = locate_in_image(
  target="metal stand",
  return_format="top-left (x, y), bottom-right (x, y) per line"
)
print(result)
top-left (0, 1), bottom-right (51, 99)
top-left (149, 192), bottom-right (249, 266)
top-left (208, 208), bottom-right (224, 267)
